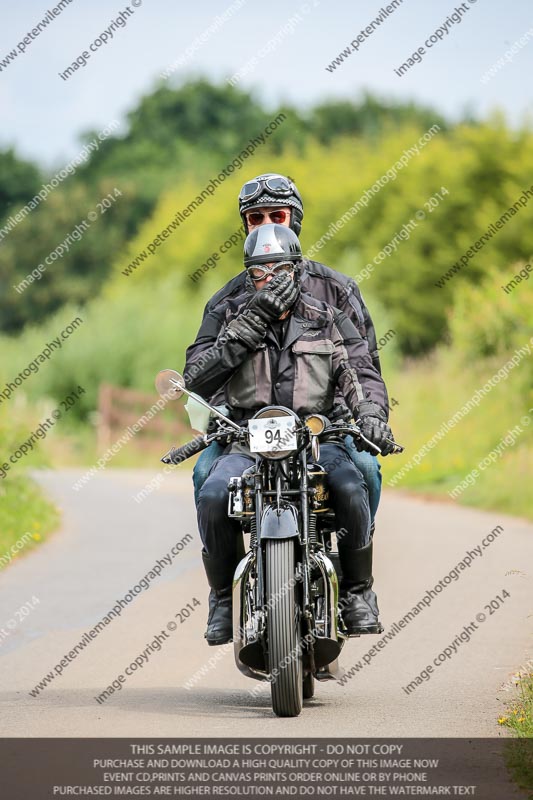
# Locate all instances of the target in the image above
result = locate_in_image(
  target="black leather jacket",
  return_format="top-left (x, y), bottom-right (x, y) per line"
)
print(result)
top-left (203, 259), bottom-right (382, 374)
top-left (184, 290), bottom-right (389, 422)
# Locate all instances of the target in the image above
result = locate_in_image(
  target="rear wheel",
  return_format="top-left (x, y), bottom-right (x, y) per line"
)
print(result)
top-left (266, 539), bottom-right (303, 717)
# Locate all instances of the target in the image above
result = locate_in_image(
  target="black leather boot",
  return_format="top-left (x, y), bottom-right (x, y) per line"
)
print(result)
top-left (202, 551), bottom-right (235, 646)
top-left (339, 540), bottom-right (383, 635)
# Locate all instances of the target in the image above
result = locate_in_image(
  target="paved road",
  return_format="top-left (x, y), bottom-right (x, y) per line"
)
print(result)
top-left (0, 468), bottom-right (531, 736)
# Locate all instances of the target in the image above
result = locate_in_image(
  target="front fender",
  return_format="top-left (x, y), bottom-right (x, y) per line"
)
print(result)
top-left (259, 504), bottom-right (300, 540)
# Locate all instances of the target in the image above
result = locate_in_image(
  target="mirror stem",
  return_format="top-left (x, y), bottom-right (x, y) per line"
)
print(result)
top-left (169, 379), bottom-right (241, 432)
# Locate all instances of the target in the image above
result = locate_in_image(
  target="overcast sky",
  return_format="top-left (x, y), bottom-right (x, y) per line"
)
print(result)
top-left (1, 0), bottom-right (532, 168)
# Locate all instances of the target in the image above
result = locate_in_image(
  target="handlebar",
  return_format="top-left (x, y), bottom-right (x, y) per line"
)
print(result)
top-left (161, 434), bottom-right (209, 465)
top-left (322, 423), bottom-right (405, 455)
top-left (161, 420), bottom-right (404, 466)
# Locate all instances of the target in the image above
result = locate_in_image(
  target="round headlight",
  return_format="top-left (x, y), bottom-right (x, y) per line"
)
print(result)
top-left (305, 414), bottom-right (327, 436)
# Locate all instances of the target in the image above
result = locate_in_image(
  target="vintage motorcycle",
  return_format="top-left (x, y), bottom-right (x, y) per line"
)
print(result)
top-left (155, 369), bottom-right (402, 718)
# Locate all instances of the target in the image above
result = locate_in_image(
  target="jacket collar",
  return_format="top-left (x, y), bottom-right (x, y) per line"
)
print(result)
top-left (281, 294), bottom-right (327, 350)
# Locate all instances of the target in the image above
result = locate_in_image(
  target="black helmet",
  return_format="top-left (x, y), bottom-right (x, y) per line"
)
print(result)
top-left (243, 223), bottom-right (302, 267)
top-left (239, 173), bottom-right (304, 235)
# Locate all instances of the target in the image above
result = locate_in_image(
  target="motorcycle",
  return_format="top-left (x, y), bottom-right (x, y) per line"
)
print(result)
top-left (155, 369), bottom-right (403, 718)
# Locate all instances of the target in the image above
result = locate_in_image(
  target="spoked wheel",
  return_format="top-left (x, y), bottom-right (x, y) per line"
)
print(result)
top-left (266, 538), bottom-right (303, 717)
top-left (303, 671), bottom-right (315, 699)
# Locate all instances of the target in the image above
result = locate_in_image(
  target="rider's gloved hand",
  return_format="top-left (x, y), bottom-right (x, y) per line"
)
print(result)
top-left (354, 400), bottom-right (396, 456)
top-left (223, 309), bottom-right (268, 350)
top-left (329, 403), bottom-right (352, 424)
top-left (246, 272), bottom-right (298, 323)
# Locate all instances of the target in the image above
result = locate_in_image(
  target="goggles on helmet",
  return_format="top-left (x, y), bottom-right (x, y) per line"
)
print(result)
top-left (239, 176), bottom-right (294, 204)
top-left (246, 260), bottom-right (296, 281)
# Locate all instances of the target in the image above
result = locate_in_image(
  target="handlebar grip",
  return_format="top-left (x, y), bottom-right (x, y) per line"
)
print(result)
top-left (387, 440), bottom-right (405, 454)
top-left (161, 434), bottom-right (208, 465)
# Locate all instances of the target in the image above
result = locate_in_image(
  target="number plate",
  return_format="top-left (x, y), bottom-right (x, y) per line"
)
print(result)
top-left (249, 416), bottom-right (297, 454)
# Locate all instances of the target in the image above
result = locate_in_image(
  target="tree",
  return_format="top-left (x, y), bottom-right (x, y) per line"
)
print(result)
top-left (0, 149), bottom-right (42, 220)
top-left (309, 93), bottom-right (448, 144)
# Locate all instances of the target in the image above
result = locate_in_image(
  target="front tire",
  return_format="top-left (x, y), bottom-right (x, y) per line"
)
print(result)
top-left (266, 539), bottom-right (303, 717)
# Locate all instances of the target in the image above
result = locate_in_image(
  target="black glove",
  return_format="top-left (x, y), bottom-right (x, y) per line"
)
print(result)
top-left (223, 309), bottom-right (267, 351)
top-left (329, 403), bottom-right (352, 423)
top-left (354, 400), bottom-right (396, 456)
top-left (246, 272), bottom-right (299, 323)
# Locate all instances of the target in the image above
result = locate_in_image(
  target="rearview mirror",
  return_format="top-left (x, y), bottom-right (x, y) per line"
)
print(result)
top-left (154, 368), bottom-right (242, 432)
top-left (155, 369), bottom-right (185, 401)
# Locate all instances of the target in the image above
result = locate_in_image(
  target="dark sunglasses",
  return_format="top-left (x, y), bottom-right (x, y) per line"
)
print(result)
top-left (245, 209), bottom-right (289, 226)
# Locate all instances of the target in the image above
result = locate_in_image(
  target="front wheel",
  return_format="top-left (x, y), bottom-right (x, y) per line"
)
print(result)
top-left (266, 538), bottom-right (303, 717)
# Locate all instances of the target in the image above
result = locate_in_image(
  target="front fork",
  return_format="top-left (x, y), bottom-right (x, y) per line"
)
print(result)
top-left (232, 451), bottom-right (343, 679)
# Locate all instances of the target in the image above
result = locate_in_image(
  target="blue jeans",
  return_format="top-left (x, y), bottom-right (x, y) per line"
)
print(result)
top-left (343, 438), bottom-right (382, 522)
top-left (192, 438), bottom-right (382, 522)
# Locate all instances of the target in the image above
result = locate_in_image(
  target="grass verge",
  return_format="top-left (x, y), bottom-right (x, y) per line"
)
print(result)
top-left (499, 672), bottom-right (533, 798)
top-left (499, 670), bottom-right (533, 737)
top-left (0, 476), bottom-right (60, 570)
top-left (381, 348), bottom-right (533, 520)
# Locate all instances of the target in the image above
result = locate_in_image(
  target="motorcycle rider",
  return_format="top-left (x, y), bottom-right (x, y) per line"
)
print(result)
top-left (184, 224), bottom-right (396, 646)
top-left (192, 173), bottom-right (383, 524)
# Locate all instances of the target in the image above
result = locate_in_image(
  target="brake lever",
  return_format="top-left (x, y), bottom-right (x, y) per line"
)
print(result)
top-left (351, 427), bottom-right (382, 455)
top-left (328, 423), bottom-right (404, 455)
top-left (210, 424), bottom-right (248, 444)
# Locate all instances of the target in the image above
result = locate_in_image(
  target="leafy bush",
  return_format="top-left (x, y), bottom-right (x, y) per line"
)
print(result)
top-left (448, 263), bottom-right (533, 369)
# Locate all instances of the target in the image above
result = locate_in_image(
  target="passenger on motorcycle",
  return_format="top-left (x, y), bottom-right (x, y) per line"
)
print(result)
top-left (192, 173), bottom-right (384, 523)
top-left (184, 224), bottom-right (397, 647)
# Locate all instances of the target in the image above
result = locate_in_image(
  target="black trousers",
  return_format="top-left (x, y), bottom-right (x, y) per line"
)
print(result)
top-left (197, 444), bottom-right (370, 574)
